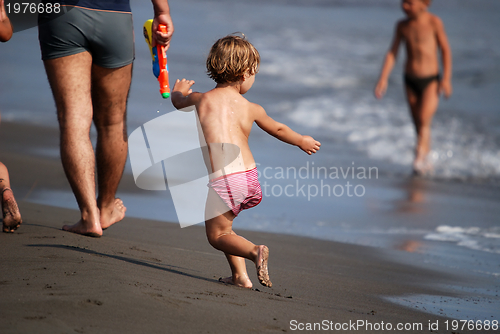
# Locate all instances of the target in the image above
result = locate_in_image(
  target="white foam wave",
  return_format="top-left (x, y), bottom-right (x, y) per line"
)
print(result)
top-left (424, 225), bottom-right (500, 254)
top-left (285, 94), bottom-right (500, 180)
top-left (255, 27), bottom-right (383, 91)
top-left (0, 109), bottom-right (55, 126)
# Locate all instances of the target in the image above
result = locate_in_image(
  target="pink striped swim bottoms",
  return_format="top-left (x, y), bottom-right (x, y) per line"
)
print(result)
top-left (207, 167), bottom-right (262, 217)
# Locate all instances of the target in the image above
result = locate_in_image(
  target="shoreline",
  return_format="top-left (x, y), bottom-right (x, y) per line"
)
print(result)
top-left (1, 201), bottom-right (487, 334)
top-left (2, 119), bottom-right (499, 252)
top-left (1, 121), bottom-right (499, 332)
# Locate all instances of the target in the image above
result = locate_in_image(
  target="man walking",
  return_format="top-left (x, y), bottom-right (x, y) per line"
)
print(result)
top-left (38, 0), bottom-right (173, 236)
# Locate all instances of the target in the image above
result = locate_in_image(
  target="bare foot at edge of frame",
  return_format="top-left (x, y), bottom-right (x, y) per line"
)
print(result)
top-left (2, 188), bottom-right (22, 233)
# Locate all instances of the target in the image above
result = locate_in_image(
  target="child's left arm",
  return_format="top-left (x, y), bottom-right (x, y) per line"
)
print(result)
top-left (253, 104), bottom-right (321, 155)
top-left (434, 16), bottom-right (452, 98)
top-left (171, 78), bottom-right (202, 110)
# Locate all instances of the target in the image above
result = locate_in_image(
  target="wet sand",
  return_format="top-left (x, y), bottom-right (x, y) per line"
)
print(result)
top-left (0, 201), bottom-right (468, 334)
top-left (0, 122), bottom-right (496, 334)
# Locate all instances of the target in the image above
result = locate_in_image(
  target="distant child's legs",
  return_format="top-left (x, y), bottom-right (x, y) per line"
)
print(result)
top-left (0, 162), bottom-right (22, 232)
top-left (405, 81), bottom-right (439, 174)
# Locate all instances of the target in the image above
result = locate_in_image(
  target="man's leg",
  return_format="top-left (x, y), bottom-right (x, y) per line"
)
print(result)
top-left (44, 52), bottom-right (103, 236)
top-left (91, 63), bottom-right (132, 229)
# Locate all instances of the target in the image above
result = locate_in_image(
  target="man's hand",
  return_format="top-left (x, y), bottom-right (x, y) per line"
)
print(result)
top-left (0, 0), bottom-right (7, 21)
top-left (0, 0), bottom-right (13, 42)
top-left (152, 13), bottom-right (174, 50)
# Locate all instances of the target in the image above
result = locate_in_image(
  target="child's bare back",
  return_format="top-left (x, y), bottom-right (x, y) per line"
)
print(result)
top-left (172, 76), bottom-right (319, 177)
top-left (181, 85), bottom-right (259, 177)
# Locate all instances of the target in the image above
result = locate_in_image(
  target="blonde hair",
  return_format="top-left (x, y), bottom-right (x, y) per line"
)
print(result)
top-left (206, 34), bottom-right (260, 84)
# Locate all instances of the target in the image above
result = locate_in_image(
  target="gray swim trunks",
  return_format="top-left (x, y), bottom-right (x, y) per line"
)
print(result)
top-left (38, 7), bottom-right (135, 68)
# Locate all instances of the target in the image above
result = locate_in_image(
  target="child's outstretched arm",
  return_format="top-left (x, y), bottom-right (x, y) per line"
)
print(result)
top-left (434, 17), bottom-right (452, 98)
top-left (171, 78), bottom-right (202, 110)
top-left (0, 0), bottom-right (13, 42)
top-left (253, 104), bottom-right (320, 155)
top-left (374, 22), bottom-right (403, 99)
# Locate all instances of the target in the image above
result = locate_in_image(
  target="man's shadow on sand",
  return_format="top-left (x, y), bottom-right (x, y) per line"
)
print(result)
top-left (27, 243), bottom-right (218, 284)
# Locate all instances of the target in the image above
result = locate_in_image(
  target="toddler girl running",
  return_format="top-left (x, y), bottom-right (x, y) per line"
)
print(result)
top-left (171, 34), bottom-right (320, 288)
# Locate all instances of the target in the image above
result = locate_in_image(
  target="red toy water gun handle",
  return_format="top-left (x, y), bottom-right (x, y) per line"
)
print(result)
top-left (156, 24), bottom-right (170, 99)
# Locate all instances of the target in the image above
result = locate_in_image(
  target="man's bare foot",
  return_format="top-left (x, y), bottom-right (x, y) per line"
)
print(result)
top-left (62, 220), bottom-right (102, 238)
top-left (2, 188), bottom-right (22, 233)
top-left (218, 275), bottom-right (253, 289)
top-left (256, 245), bottom-right (272, 287)
top-left (100, 198), bottom-right (126, 230)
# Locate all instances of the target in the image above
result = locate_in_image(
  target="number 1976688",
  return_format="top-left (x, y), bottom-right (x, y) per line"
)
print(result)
top-left (6, 2), bottom-right (61, 14)
top-left (445, 320), bottom-right (498, 331)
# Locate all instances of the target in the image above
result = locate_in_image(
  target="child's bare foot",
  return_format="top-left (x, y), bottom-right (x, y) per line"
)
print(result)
top-left (413, 159), bottom-right (433, 176)
top-left (62, 220), bottom-right (102, 238)
top-left (100, 198), bottom-right (126, 230)
top-left (2, 188), bottom-right (22, 233)
top-left (218, 274), bottom-right (253, 289)
top-left (256, 245), bottom-right (272, 287)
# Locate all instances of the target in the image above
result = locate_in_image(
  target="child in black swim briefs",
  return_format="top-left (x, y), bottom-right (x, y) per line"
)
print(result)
top-left (374, 0), bottom-right (452, 175)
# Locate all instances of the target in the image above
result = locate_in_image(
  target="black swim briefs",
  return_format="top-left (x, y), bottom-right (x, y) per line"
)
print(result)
top-left (404, 74), bottom-right (441, 97)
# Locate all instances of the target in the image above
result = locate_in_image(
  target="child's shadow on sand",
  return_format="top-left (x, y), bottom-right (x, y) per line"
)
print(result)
top-left (27, 243), bottom-right (217, 284)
